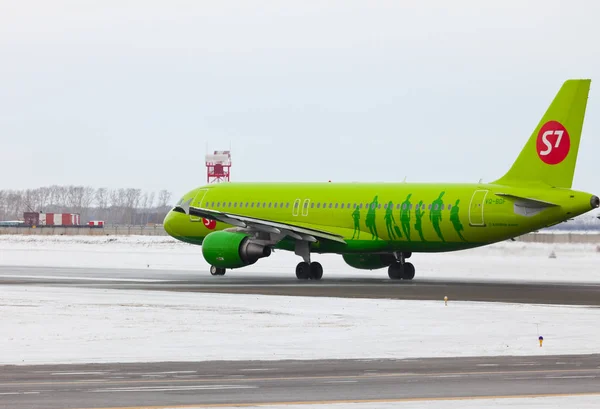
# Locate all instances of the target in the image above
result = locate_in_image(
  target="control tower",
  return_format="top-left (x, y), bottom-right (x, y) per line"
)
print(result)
top-left (205, 150), bottom-right (231, 184)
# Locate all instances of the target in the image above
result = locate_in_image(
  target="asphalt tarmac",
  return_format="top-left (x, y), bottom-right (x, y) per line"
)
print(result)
top-left (2, 265), bottom-right (600, 305)
top-left (1, 355), bottom-right (599, 409)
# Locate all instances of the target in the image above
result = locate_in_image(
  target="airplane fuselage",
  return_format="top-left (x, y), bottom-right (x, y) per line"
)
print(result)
top-left (164, 182), bottom-right (596, 254)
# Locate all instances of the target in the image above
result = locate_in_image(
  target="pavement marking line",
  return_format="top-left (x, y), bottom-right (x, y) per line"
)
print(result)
top-left (89, 385), bottom-right (257, 393)
top-left (72, 391), bottom-right (600, 409)
top-left (5, 367), bottom-right (600, 388)
top-left (0, 274), bottom-right (168, 283)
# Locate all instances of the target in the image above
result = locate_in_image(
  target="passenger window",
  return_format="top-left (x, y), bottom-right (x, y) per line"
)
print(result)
top-left (317, 203), bottom-right (321, 208)
top-left (286, 203), bottom-right (290, 208)
top-left (245, 202), bottom-right (249, 207)
top-left (304, 201), bottom-right (308, 208)
top-left (280, 202), bottom-right (284, 207)
top-left (294, 202), bottom-right (299, 208)
top-left (251, 202), bottom-right (254, 208)
top-left (233, 202), bottom-right (237, 208)
top-left (434, 204), bottom-right (438, 210)
top-left (335, 203), bottom-right (339, 208)
top-left (274, 203), bottom-right (278, 208)
top-left (268, 202), bottom-right (272, 208)
top-left (448, 204), bottom-right (452, 210)
top-left (396, 204), bottom-right (401, 210)
top-left (329, 203), bottom-right (332, 208)
top-left (257, 203), bottom-right (261, 208)
top-left (216, 202), bottom-right (220, 207)
top-left (428, 204), bottom-right (432, 210)
top-left (348, 203), bottom-right (351, 208)
top-left (377, 204), bottom-right (381, 209)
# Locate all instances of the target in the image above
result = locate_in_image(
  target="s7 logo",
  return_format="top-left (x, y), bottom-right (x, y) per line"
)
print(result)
top-left (536, 121), bottom-right (570, 165)
top-left (539, 130), bottom-right (564, 156)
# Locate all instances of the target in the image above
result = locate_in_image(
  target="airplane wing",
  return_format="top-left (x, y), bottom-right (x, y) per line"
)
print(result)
top-left (175, 200), bottom-right (347, 245)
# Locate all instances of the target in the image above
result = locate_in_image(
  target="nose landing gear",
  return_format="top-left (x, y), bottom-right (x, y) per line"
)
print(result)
top-left (210, 265), bottom-right (226, 276)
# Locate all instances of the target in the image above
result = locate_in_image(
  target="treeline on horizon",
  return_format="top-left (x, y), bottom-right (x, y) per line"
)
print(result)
top-left (0, 186), bottom-right (173, 226)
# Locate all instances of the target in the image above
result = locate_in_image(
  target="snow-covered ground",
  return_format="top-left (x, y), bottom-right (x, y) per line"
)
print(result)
top-left (1, 235), bottom-right (599, 282)
top-left (1, 236), bottom-right (599, 407)
top-left (164, 395), bottom-right (600, 409)
top-left (2, 285), bottom-right (599, 365)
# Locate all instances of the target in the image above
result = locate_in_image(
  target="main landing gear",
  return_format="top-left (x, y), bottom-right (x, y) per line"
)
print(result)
top-left (210, 265), bottom-right (226, 276)
top-left (295, 261), bottom-right (323, 280)
top-left (388, 252), bottom-right (415, 280)
top-left (294, 241), bottom-right (323, 280)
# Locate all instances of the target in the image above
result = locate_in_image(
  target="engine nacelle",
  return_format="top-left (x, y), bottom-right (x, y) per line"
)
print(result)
top-left (202, 231), bottom-right (271, 269)
top-left (342, 253), bottom-right (395, 270)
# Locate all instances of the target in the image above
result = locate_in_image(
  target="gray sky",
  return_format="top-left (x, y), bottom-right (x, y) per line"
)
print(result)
top-left (1, 1), bottom-right (599, 201)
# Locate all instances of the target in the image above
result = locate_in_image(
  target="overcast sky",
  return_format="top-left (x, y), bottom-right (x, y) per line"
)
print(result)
top-left (1, 1), bottom-right (599, 201)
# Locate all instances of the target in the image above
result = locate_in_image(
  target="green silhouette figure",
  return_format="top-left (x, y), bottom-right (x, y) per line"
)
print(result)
top-left (351, 205), bottom-right (361, 240)
top-left (384, 201), bottom-right (399, 240)
top-left (365, 196), bottom-right (379, 240)
top-left (430, 191), bottom-right (445, 242)
top-left (400, 194), bottom-right (412, 241)
top-left (450, 199), bottom-right (467, 242)
top-left (414, 200), bottom-right (426, 241)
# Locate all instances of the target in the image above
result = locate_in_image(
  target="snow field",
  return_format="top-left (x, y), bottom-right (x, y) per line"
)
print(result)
top-left (2, 285), bottom-right (600, 365)
top-left (0, 235), bottom-right (599, 282)
top-left (163, 394), bottom-right (600, 409)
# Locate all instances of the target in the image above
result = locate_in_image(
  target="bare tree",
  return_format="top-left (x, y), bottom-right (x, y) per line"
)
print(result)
top-left (0, 185), bottom-right (174, 226)
top-left (146, 191), bottom-right (156, 224)
top-left (157, 190), bottom-right (172, 208)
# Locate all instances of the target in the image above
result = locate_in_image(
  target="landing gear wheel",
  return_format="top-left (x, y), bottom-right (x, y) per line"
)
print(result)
top-left (296, 262), bottom-right (311, 280)
top-left (402, 262), bottom-right (415, 280)
top-left (310, 262), bottom-right (323, 280)
top-left (210, 266), bottom-right (226, 276)
top-left (388, 262), bottom-right (416, 280)
top-left (388, 263), bottom-right (403, 280)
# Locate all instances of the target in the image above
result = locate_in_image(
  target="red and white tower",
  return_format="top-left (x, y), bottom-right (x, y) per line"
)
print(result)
top-left (205, 150), bottom-right (232, 184)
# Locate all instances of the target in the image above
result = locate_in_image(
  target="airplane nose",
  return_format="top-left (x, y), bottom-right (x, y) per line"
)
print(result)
top-left (591, 195), bottom-right (600, 209)
top-left (163, 210), bottom-right (178, 237)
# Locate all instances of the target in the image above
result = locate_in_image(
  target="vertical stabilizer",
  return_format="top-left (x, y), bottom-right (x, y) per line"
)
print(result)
top-left (494, 79), bottom-right (590, 188)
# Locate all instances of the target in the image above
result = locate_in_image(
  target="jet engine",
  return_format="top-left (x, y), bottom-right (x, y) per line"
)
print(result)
top-left (202, 231), bottom-right (271, 269)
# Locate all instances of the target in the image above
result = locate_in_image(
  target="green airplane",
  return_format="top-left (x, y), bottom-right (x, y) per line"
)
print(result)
top-left (165, 79), bottom-right (599, 280)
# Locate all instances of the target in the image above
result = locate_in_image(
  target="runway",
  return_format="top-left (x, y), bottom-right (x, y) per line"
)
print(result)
top-left (2, 265), bottom-right (600, 305)
top-left (1, 355), bottom-right (599, 409)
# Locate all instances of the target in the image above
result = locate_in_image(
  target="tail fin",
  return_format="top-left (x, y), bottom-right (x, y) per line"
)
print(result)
top-left (493, 79), bottom-right (591, 188)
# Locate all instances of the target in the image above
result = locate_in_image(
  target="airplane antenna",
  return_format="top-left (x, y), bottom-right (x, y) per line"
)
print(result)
top-left (402, 176), bottom-right (407, 183)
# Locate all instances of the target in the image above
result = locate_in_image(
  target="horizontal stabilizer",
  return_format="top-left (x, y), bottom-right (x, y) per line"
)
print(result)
top-left (495, 193), bottom-right (558, 217)
top-left (495, 193), bottom-right (558, 208)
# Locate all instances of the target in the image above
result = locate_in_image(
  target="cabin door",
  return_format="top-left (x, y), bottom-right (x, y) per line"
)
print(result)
top-left (468, 190), bottom-right (488, 227)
